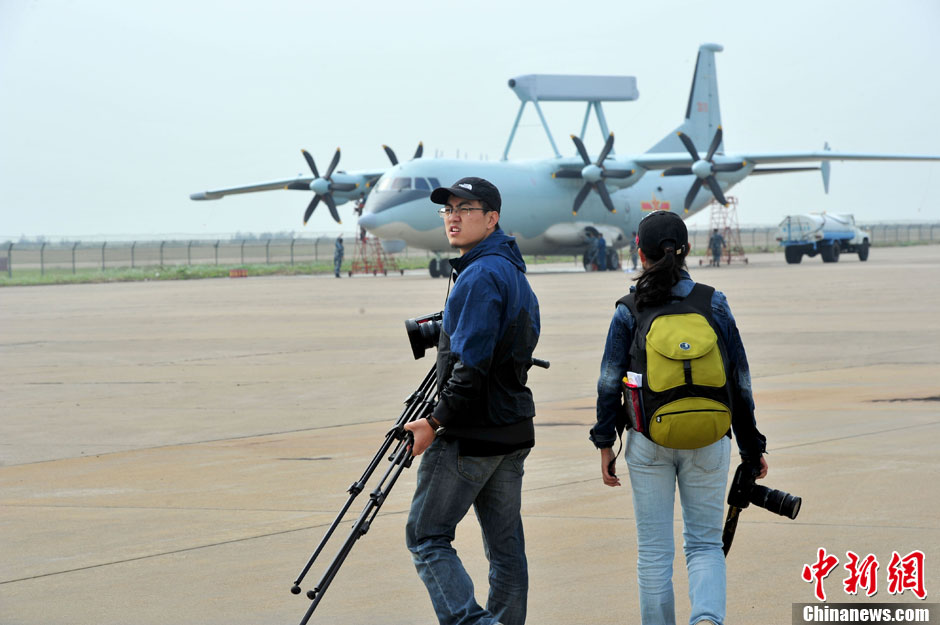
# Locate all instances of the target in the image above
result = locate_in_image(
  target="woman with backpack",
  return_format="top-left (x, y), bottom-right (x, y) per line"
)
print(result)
top-left (590, 210), bottom-right (768, 625)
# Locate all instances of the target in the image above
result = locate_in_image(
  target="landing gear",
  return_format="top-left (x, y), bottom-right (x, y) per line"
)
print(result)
top-left (605, 248), bottom-right (621, 271)
top-left (428, 257), bottom-right (451, 278)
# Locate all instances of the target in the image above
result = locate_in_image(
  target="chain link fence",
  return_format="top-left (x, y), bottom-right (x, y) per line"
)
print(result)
top-left (0, 236), bottom-right (438, 277)
top-left (2, 224), bottom-right (938, 277)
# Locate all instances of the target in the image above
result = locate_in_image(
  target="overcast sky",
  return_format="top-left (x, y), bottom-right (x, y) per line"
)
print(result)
top-left (1, 0), bottom-right (938, 241)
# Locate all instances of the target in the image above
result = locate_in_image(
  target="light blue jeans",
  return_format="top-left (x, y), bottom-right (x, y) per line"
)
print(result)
top-left (626, 430), bottom-right (730, 625)
top-left (406, 437), bottom-right (530, 625)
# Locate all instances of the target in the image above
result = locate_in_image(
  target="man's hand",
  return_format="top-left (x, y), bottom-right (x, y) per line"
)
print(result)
top-left (404, 419), bottom-right (435, 456)
top-left (601, 447), bottom-right (621, 487)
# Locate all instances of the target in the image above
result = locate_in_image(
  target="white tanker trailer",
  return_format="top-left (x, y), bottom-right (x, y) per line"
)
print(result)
top-left (775, 213), bottom-right (871, 264)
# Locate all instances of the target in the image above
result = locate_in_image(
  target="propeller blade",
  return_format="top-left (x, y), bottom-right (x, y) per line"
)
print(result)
top-left (331, 182), bottom-right (358, 192)
top-left (705, 126), bottom-right (723, 162)
top-left (684, 178), bottom-right (704, 211)
top-left (413, 142), bottom-right (424, 159)
top-left (705, 176), bottom-right (728, 206)
top-left (325, 148), bottom-right (341, 179)
top-left (303, 195), bottom-right (321, 225)
top-left (572, 184), bottom-right (592, 214)
top-left (601, 168), bottom-right (633, 179)
top-left (676, 132), bottom-right (700, 162)
top-left (712, 161), bottom-right (746, 172)
top-left (571, 135), bottom-right (591, 165)
top-left (594, 182), bottom-right (616, 213)
top-left (552, 169), bottom-right (582, 179)
top-left (662, 167), bottom-right (693, 177)
top-left (323, 193), bottom-right (341, 224)
top-left (383, 145), bottom-right (398, 166)
top-left (301, 150), bottom-right (319, 178)
top-left (596, 132), bottom-right (615, 165)
top-left (286, 181), bottom-right (310, 190)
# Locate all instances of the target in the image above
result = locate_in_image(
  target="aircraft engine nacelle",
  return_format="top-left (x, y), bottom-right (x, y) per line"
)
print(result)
top-left (544, 223), bottom-right (627, 249)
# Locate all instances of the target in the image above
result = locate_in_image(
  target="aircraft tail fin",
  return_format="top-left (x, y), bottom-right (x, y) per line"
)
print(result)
top-left (646, 43), bottom-right (724, 154)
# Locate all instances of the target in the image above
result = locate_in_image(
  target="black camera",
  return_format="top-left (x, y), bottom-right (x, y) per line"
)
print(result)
top-left (404, 312), bottom-right (443, 360)
top-left (728, 461), bottom-right (802, 519)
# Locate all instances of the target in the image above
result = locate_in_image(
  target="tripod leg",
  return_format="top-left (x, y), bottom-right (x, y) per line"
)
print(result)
top-left (298, 437), bottom-right (417, 625)
top-left (290, 365), bottom-right (437, 593)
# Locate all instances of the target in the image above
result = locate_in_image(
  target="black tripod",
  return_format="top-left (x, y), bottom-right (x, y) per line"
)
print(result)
top-left (290, 364), bottom-right (439, 625)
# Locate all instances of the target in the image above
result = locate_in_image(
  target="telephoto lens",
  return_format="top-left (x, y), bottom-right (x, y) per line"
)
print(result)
top-left (749, 484), bottom-right (801, 520)
top-left (404, 312), bottom-right (443, 360)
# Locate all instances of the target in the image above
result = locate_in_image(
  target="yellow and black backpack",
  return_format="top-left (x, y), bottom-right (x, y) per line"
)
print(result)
top-left (618, 283), bottom-right (732, 449)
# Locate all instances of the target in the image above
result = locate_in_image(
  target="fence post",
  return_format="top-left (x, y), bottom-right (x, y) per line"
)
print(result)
top-left (214, 240), bottom-right (220, 265)
top-left (290, 238), bottom-right (295, 266)
top-left (314, 238), bottom-right (319, 262)
top-left (40, 242), bottom-right (46, 276)
top-left (101, 241), bottom-right (107, 271)
top-left (6, 243), bottom-right (12, 277)
top-left (265, 239), bottom-right (271, 264)
top-left (72, 241), bottom-right (79, 274)
top-left (131, 241), bottom-right (136, 268)
top-left (241, 240), bottom-right (246, 265)
top-left (160, 241), bottom-right (166, 266)
top-left (188, 240), bottom-right (193, 265)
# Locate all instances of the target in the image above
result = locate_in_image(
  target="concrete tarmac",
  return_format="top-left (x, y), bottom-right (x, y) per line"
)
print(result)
top-left (1, 246), bottom-right (938, 625)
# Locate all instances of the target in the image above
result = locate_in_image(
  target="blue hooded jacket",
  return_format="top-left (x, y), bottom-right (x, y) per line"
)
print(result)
top-left (431, 228), bottom-right (540, 445)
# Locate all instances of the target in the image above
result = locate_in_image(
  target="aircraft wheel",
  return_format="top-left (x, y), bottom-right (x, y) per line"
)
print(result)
top-left (858, 241), bottom-right (870, 261)
top-left (582, 252), bottom-right (595, 271)
top-left (784, 247), bottom-right (802, 264)
top-left (429, 258), bottom-right (440, 278)
top-left (606, 248), bottom-right (621, 271)
top-left (438, 258), bottom-right (451, 278)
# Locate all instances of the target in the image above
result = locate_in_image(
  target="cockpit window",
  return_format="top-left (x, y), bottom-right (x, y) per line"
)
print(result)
top-left (414, 177), bottom-right (430, 191)
top-left (428, 177), bottom-right (442, 189)
top-left (375, 176), bottom-right (414, 192)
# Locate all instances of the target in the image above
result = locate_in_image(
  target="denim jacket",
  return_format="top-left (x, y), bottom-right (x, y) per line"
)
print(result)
top-left (591, 270), bottom-right (766, 461)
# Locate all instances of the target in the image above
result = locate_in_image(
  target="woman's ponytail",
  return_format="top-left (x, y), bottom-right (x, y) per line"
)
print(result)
top-left (634, 243), bottom-right (687, 310)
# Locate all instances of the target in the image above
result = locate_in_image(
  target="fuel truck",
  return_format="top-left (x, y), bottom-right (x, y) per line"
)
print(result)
top-left (776, 213), bottom-right (871, 264)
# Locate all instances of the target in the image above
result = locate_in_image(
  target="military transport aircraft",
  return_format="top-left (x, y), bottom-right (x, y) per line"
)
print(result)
top-left (191, 43), bottom-right (940, 277)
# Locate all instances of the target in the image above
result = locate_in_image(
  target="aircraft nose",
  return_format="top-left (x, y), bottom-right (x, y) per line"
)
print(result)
top-left (358, 212), bottom-right (378, 230)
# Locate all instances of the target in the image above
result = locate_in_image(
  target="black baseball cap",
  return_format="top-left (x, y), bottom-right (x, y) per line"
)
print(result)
top-left (637, 210), bottom-right (688, 258)
top-left (430, 177), bottom-right (501, 213)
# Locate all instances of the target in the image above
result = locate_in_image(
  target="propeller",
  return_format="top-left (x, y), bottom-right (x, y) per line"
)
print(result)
top-left (553, 133), bottom-right (633, 215)
top-left (286, 148), bottom-right (358, 224)
top-left (661, 127), bottom-right (745, 211)
top-left (382, 142), bottom-right (424, 166)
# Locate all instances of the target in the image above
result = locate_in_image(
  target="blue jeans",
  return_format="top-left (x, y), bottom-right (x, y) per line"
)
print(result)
top-left (626, 430), bottom-right (730, 625)
top-left (406, 437), bottom-right (530, 625)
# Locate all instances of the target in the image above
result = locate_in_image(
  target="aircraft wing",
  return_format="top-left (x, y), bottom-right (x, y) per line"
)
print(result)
top-left (732, 151), bottom-right (940, 165)
top-left (190, 176), bottom-right (313, 200)
top-left (189, 169), bottom-right (386, 201)
top-left (631, 151), bottom-right (940, 171)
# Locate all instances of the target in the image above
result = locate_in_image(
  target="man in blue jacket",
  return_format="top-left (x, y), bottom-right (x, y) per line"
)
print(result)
top-left (404, 177), bottom-right (540, 625)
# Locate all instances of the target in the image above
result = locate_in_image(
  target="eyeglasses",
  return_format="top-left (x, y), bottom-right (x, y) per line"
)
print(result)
top-left (437, 206), bottom-right (488, 218)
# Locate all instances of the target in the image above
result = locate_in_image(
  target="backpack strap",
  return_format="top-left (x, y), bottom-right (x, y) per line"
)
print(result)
top-left (616, 292), bottom-right (637, 316)
top-left (683, 283), bottom-right (716, 320)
